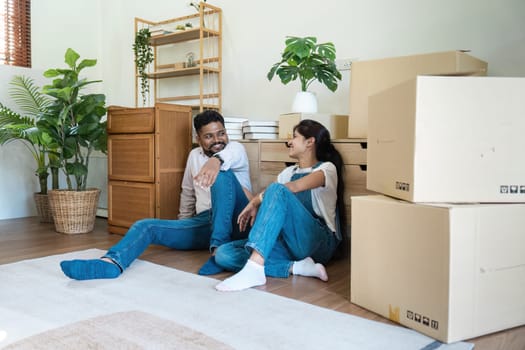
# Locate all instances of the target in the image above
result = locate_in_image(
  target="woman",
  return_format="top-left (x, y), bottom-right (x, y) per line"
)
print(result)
top-left (215, 119), bottom-right (346, 291)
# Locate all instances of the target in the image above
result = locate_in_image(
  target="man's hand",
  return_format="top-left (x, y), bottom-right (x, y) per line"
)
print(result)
top-left (194, 157), bottom-right (221, 188)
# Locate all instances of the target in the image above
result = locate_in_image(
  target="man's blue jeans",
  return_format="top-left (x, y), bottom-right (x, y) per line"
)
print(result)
top-left (215, 182), bottom-right (340, 278)
top-left (104, 170), bottom-right (249, 271)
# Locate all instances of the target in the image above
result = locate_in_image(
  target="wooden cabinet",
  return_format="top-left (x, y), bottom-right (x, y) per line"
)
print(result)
top-left (135, 3), bottom-right (222, 112)
top-left (107, 104), bottom-right (192, 235)
top-left (240, 139), bottom-right (375, 232)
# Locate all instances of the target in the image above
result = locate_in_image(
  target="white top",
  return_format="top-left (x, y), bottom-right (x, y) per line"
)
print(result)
top-left (178, 141), bottom-right (251, 218)
top-left (277, 161), bottom-right (338, 233)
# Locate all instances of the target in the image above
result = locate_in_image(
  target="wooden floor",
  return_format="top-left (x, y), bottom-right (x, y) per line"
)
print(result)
top-left (0, 216), bottom-right (523, 349)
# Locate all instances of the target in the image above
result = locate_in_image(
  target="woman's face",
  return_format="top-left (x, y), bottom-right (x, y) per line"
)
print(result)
top-left (287, 130), bottom-right (311, 159)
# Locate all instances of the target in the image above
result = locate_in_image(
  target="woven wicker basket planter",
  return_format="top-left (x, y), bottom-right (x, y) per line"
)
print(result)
top-left (48, 188), bottom-right (101, 234)
top-left (33, 193), bottom-right (54, 223)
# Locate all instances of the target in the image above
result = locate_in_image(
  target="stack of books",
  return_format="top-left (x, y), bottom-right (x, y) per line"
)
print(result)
top-left (242, 120), bottom-right (279, 140)
top-left (224, 117), bottom-right (248, 140)
top-left (149, 27), bottom-right (173, 37)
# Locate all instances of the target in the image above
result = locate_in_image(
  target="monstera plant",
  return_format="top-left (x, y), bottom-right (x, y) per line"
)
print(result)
top-left (267, 36), bottom-right (342, 92)
top-left (267, 36), bottom-right (342, 113)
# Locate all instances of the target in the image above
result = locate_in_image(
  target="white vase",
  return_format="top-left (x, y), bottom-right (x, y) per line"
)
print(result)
top-left (291, 91), bottom-right (318, 113)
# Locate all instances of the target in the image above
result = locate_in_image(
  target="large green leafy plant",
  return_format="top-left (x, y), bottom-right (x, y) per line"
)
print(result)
top-left (37, 48), bottom-right (107, 191)
top-left (0, 76), bottom-right (58, 194)
top-left (267, 36), bottom-right (342, 92)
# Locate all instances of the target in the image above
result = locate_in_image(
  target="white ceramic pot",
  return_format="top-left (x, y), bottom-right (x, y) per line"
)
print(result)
top-left (291, 91), bottom-right (318, 113)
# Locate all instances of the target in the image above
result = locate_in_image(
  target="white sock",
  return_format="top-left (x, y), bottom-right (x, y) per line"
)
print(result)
top-left (215, 259), bottom-right (266, 292)
top-left (292, 257), bottom-right (328, 282)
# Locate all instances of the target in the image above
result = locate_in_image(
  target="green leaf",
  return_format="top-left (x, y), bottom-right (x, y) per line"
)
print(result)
top-left (317, 42), bottom-right (336, 60)
top-left (65, 48), bottom-right (80, 69)
top-left (65, 161), bottom-right (87, 176)
top-left (43, 69), bottom-right (60, 78)
top-left (9, 76), bottom-right (52, 117)
top-left (77, 59), bottom-right (97, 71)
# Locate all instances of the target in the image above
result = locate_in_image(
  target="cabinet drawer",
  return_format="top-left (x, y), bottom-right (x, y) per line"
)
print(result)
top-left (240, 141), bottom-right (259, 162)
top-left (248, 161), bottom-right (260, 193)
top-left (108, 134), bottom-right (155, 182)
top-left (334, 142), bottom-right (367, 165)
top-left (108, 181), bottom-right (155, 229)
top-left (343, 164), bottom-right (375, 202)
top-left (259, 162), bottom-right (287, 190)
top-left (342, 164), bottom-right (375, 227)
top-left (107, 107), bottom-right (155, 134)
top-left (346, 165), bottom-right (370, 196)
top-left (260, 142), bottom-right (294, 162)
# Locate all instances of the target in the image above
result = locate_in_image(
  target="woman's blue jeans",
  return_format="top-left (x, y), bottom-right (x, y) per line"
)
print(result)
top-left (104, 169), bottom-right (249, 270)
top-left (215, 182), bottom-right (340, 278)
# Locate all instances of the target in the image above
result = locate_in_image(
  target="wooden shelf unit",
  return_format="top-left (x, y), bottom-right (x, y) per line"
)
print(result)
top-left (134, 2), bottom-right (222, 112)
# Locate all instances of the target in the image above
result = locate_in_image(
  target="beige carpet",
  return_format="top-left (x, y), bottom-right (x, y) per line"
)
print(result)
top-left (4, 310), bottom-right (231, 350)
top-left (0, 249), bottom-right (473, 350)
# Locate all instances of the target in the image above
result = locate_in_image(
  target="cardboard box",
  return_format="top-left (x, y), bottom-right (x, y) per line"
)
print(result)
top-left (367, 76), bottom-right (525, 203)
top-left (348, 50), bottom-right (487, 138)
top-left (351, 195), bottom-right (525, 343)
top-left (279, 113), bottom-right (348, 139)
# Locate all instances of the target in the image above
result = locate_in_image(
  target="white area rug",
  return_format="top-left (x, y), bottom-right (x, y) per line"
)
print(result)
top-left (0, 249), bottom-right (473, 350)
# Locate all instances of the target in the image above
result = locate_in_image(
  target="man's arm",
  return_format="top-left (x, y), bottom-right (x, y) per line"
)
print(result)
top-left (193, 141), bottom-right (250, 189)
top-left (214, 141), bottom-right (249, 172)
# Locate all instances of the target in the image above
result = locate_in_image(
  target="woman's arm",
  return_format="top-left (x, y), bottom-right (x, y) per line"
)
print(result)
top-left (285, 169), bottom-right (326, 193)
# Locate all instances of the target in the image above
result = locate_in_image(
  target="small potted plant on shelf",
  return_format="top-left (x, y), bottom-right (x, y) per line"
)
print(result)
top-left (133, 27), bottom-right (154, 106)
top-left (37, 48), bottom-right (107, 234)
top-left (0, 76), bottom-right (60, 222)
top-left (267, 36), bottom-right (342, 113)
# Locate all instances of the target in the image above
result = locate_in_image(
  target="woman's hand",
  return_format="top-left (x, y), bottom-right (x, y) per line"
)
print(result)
top-left (237, 198), bottom-right (259, 231)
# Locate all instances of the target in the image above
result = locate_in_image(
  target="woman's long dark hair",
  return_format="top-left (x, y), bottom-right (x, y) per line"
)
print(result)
top-left (293, 119), bottom-right (348, 258)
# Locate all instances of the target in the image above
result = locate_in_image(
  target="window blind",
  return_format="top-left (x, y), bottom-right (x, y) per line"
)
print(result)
top-left (1, 0), bottom-right (31, 67)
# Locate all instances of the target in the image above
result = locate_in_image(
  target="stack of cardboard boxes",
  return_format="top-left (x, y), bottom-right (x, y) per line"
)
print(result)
top-left (349, 51), bottom-right (525, 343)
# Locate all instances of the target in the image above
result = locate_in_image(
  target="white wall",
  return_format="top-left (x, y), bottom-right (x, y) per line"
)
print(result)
top-left (31, 0), bottom-right (525, 117)
top-left (1, 0), bottom-right (524, 219)
top-left (31, 0), bottom-right (103, 76)
top-left (95, 0), bottom-right (525, 119)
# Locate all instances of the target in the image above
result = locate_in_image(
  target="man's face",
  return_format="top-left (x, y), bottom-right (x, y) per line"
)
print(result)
top-left (196, 121), bottom-right (229, 157)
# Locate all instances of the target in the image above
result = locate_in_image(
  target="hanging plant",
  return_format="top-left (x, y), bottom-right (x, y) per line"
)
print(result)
top-left (189, 0), bottom-right (207, 12)
top-left (133, 28), bottom-right (154, 106)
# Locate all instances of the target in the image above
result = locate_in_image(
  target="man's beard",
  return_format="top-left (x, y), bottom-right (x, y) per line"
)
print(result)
top-left (204, 141), bottom-right (226, 157)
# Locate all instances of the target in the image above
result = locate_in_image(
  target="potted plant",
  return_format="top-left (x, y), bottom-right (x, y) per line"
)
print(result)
top-left (133, 27), bottom-right (154, 106)
top-left (267, 36), bottom-right (342, 113)
top-left (0, 75), bottom-right (59, 222)
top-left (37, 48), bottom-right (107, 234)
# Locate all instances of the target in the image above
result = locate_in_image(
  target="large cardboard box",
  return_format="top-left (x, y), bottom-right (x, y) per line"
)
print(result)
top-left (348, 50), bottom-right (487, 138)
top-left (279, 113), bottom-right (348, 139)
top-left (351, 195), bottom-right (525, 343)
top-left (367, 76), bottom-right (525, 203)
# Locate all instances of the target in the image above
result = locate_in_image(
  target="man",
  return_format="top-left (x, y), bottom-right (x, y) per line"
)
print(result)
top-left (60, 110), bottom-right (252, 280)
